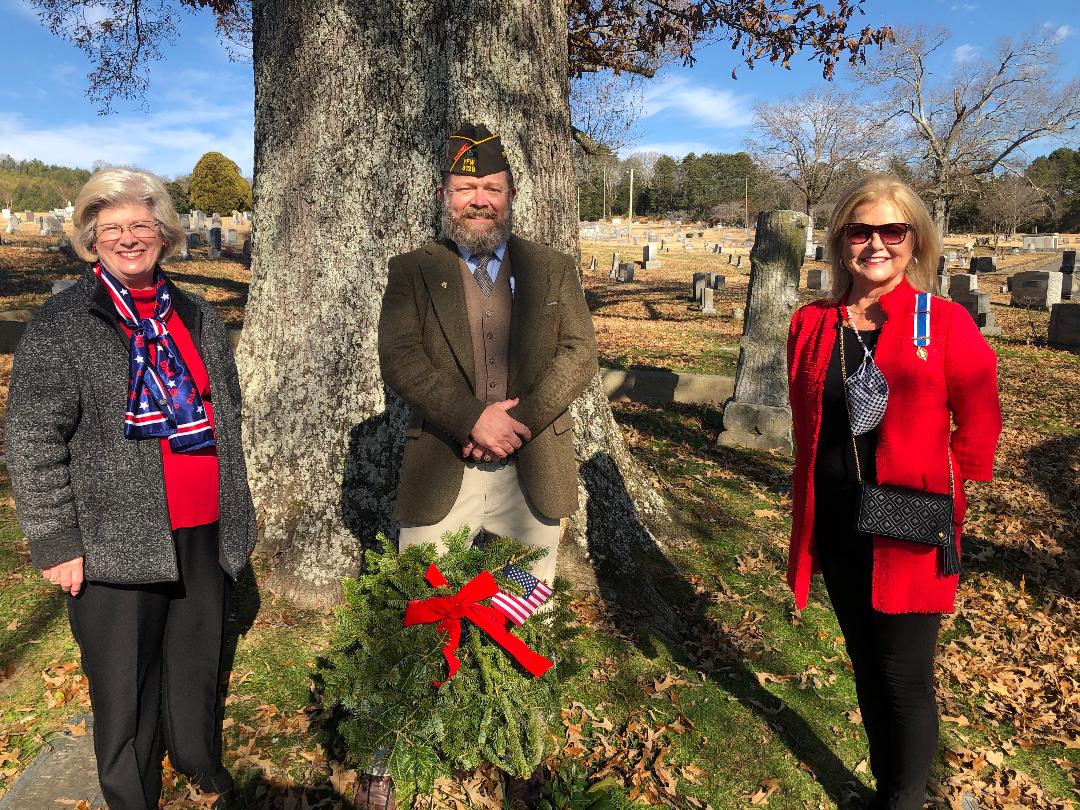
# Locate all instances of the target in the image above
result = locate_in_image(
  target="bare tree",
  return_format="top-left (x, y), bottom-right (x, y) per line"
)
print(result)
top-left (978, 174), bottom-right (1047, 239)
top-left (856, 25), bottom-right (1080, 233)
top-left (570, 70), bottom-right (644, 155)
top-left (746, 86), bottom-right (885, 218)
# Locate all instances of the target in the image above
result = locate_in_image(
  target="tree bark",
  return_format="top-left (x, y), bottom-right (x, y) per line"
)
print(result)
top-left (240, 0), bottom-right (668, 605)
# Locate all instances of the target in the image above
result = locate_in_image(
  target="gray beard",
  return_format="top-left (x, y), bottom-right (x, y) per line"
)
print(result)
top-left (440, 197), bottom-right (513, 256)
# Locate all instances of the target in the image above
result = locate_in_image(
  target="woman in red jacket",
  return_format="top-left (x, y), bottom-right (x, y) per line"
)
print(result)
top-left (787, 174), bottom-right (1001, 810)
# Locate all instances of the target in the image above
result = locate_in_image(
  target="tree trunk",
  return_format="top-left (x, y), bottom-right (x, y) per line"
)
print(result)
top-left (240, 0), bottom-right (667, 605)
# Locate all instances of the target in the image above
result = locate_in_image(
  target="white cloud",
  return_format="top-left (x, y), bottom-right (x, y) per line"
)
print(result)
top-left (952, 44), bottom-right (979, 64)
top-left (641, 76), bottom-right (754, 129)
top-left (950, 3), bottom-right (978, 11)
top-left (1043, 23), bottom-right (1074, 43)
top-left (0, 95), bottom-right (254, 177)
top-left (5, 0), bottom-right (41, 22)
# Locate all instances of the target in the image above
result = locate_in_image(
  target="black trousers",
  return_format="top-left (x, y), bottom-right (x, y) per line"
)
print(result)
top-left (67, 522), bottom-right (233, 810)
top-left (815, 488), bottom-right (941, 810)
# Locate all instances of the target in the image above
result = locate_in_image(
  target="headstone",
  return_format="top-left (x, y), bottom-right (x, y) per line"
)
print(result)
top-left (727, 254), bottom-right (733, 265)
top-left (735, 256), bottom-right (743, 268)
top-left (1, 208), bottom-right (9, 218)
top-left (232, 210), bottom-right (242, 224)
top-left (949, 274), bottom-right (978, 299)
top-left (40, 215), bottom-right (62, 236)
top-left (242, 237), bottom-right (252, 265)
top-left (804, 226), bottom-right (814, 258)
top-left (1048, 303), bottom-right (1080, 351)
top-left (814, 245), bottom-right (827, 261)
top-left (180, 214), bottom-right (190, 229)
top-left (588, 255), bottom-right (597, 274)
top-left (710, 274), bottom-right (726, 289)
top-left (700, 286), bottom-right (715, 314)
top-left (713, 244), bottom-right (723, 254)
top-left (616, 262), bottom-right (635, 283)
top-left (806, 268), bottom-right (829, 291)
top-left (5, 215), bottom-right (20, 234)
top-left (23, 211), bottom-right (32, 222)
top-left (186, 232), bottom-right (203, 249)
top-left (643, 243), bottom-right (662, 269)
top-left (51, 279), bottom-right (77, 294)
top-left (1009, 271), bottom-right (1062, 310)
top-left (209, 227), bottom-right (222, 251)
top-left (692, 272), bottom-right (707, 303)
top-left (683, 242), bottom-right (694, 251)
top-left (632, 236), bottom-right (641, 245)
top-left (211, 213), bottom-right (222, 228)
top-left (1061, 250), bottom-right (1076, 273)
top-left (718, 209), bottom-right (807, 454)
top-left (610, 252), bottom-right (621, 280)
top-left (225, 229), bottom-right (238, 246)
top-left (1022, 234), bottom-right (1059, 251)
top-left (951, 284), bottom-right (1000, 336)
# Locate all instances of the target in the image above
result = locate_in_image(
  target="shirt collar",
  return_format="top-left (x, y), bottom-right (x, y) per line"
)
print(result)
top-left (456, 241), bottom-right (508, 267)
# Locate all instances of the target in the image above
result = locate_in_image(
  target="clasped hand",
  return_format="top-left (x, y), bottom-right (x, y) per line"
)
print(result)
top-left (462, 398), bottom-right (531, 461)
top-left (42, 556), bottom-right (85, 596)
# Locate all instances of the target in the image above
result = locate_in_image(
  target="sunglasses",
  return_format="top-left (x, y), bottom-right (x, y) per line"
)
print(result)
top-left (841, 222), bottom-right (911, 246)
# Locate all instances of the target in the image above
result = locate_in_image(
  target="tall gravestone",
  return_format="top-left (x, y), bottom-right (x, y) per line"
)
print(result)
top-left (718, 209), bottom-right (806, 453)
top-left (40, 215), bottom-right (62, 236)
top-left (5, 216), bottom-right (20, 235)
top-left (806, 267), bottom-right (829, 291)
top-left (642, 243), bottom-right (661, 269)
top-left (949, 275), bottom-right (1000, 336)
top-left (208, 227), bottom-right (223, 258)
top-left (609, 252), bottom-right (620, 280)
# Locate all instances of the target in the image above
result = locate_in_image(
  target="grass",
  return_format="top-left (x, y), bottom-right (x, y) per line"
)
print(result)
top-left (0, 231), bottom-right (1076, 808)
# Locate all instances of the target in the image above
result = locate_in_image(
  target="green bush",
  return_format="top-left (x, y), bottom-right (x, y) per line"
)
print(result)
top-left (318, 531), bottom-right (580, 806)
top-left (188, 152), bottom-right (252, 214)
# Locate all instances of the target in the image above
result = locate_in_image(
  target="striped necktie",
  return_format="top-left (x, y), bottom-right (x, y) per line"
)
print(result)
top-left (471, 252), bottom-right (493, 297)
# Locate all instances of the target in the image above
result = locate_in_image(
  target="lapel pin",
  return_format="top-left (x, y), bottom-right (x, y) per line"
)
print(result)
top-left (441, 281), bottom-right (448, 289)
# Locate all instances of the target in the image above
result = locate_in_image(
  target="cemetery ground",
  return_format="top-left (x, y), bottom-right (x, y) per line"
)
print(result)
top-left (0, 228), bottom-right (1077, 809)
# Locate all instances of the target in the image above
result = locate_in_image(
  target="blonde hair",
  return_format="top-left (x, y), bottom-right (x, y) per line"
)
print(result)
top-left (72, 168), bottom-right (184, 263)
top-left (825, 172), bottom-right (941, 301)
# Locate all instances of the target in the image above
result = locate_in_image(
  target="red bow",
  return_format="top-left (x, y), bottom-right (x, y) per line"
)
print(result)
top-left (403, 564), bottom-right (554, 686)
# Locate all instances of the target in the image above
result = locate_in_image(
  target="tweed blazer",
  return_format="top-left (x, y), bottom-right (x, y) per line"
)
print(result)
top-left (378, 234), bottom-right (598, 524)
top-left (5, 268), bottom-right (257, 583)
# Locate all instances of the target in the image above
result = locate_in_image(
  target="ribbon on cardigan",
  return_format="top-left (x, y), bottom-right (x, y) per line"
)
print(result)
top-left (403, 564), bottom-right (554, 687)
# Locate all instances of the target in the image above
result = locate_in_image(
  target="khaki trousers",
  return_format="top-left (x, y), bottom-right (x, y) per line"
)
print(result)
top-left (398, 459), bottom-right (562, 584)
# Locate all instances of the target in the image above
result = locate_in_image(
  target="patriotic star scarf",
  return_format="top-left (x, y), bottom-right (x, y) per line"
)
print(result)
top-left (95, 263), bottom-right (215, 452)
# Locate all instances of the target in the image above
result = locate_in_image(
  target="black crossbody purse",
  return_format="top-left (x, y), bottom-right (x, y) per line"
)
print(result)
top-left (838, 312), bottom-right (961, 576)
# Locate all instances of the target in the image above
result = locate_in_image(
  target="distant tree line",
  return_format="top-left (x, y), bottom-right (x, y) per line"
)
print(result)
top-left (0, 155), bottom-right (91, 211)
top-left (0, 152), bottom-right (253, 217)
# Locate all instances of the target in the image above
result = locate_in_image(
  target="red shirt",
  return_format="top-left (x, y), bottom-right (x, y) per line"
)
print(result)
top-left (128, 287), bottom-right (221, 530)
top-left (786, 278), bottom-right (1002, 613)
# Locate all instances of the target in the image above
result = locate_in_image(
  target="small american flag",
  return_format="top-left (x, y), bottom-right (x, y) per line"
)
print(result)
top-left (490, 565), bottom-right (552, 626)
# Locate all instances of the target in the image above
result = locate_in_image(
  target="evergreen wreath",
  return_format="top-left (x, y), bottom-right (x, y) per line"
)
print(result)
top-left (319, 530), bottom-right (580, 806)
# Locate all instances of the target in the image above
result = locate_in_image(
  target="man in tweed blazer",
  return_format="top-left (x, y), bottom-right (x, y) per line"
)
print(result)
top-left (378, 124), bottom-right (597, 589)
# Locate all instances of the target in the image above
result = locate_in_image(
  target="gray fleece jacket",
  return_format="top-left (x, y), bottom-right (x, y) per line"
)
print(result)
top-left (5, 268), bottom-right (257, 583)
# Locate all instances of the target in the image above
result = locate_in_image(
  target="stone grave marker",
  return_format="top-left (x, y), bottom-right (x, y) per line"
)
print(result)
top-left (208, 227), bottom-right (222, 256)
top-left (692, 272), bottom-right (708, 303)
top-left (700, 286), bottom-right (715, 314)
top-left (711, 274), bottom-right (725, 289)
top-left (225, 229), bottom-right (239, 246)
top-left (1048, 303), bottom-right (1080, 351)
top-left (807, 267), bottom-right (829, 291)
top-left (186, 232), bottom-right (203, 249)
top-left (719, 209), bottom-right (806, 454)
top-left (1010, 271), bottom-right (1062, 310)
top-left (51, 279), bottom-right (78, 294)
top-left (5, 215), bottom-right (20, 234)
top-left (588, 255), bottom-right (598, 274)
top-left (40, 215), bottom-right (62, 236)
top-left (1, 208), bottom-right (9, 218)
top-left (969, 256), bottom-right (996, 273)
top-left (610, 252), bottom-right (621, 280)
top-left (180, 214), bottom-right (190, 229)
top-left (242, 237), bottom-right (252, 265)
top-left (1061, 274), bottom-right (1077, 301)
top-left (727, 254), bottom-right (733, 264)
top-left (643, 243), bottom-right (662, 269)
top-left (735, 256), bottom-right (743, 268)
top-left (1022, 234), bottom-right (1058, 251)
top-left (616, 262), bottom-right (635, 282)
top-left (211, 213), bottom-right (222, 228)
top-left (814, 245), bottom-right (828, 261)
top-left (1061, 250), bottom-right (1076, 273)
top-left (950, 275), bottom-right (1000, 336)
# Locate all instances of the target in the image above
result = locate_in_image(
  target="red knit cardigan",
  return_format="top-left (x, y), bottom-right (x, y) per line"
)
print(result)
top-left (786, 277), bottom-right (1002, 614)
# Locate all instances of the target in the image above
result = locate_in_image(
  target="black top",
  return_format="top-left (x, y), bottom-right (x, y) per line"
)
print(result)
top-left (814, 320), bottom-right (881, 494)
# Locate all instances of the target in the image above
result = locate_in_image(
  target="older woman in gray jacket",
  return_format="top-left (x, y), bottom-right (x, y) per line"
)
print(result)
top-left (6, 168), bottom-right (256, 810)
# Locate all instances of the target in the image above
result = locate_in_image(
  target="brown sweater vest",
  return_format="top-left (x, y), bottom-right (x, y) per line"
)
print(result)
top-left (459, 253), bottom-right (513, 404)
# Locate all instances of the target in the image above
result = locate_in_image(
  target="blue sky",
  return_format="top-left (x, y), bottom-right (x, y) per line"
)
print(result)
top-left (1, 0), bottom-right (1077, 178)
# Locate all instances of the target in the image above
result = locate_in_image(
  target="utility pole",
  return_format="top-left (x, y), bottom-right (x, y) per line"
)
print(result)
top-left (744, 177), bottom-right (749, 237)
top-left (627, 167), bottom-right (634, 243)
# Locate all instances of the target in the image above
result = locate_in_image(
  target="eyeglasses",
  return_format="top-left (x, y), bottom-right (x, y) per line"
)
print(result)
top-left (841, 222), bottom-right (911, 246)
top-left (95, 221), bottom-right (160, 243)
